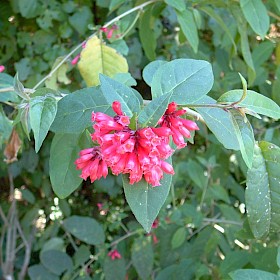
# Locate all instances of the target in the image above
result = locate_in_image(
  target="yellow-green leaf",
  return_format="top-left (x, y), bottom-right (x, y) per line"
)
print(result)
top-left (78, 36), bottom-right (128, 86)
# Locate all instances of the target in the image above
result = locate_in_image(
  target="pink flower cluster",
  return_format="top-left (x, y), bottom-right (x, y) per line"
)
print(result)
top-left (108, 249), bottom-right (121, 260)
top-left (75, 101), bottom-right (199, 187)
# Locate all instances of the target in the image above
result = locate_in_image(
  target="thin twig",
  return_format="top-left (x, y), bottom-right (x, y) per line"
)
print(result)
top-left (203, 218), bottom-right (242, 226)
top-left (32, 0), bottom-right (158, 90)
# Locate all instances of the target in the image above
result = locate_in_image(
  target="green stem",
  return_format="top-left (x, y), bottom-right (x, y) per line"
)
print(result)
top-left (32, 0), bottom-right (158, 90)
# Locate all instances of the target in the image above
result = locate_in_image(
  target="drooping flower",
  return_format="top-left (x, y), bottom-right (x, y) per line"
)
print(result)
top-left (108, 249), bottom-right (122, 260)
top-left (100, 24), bottom-right (118, 39)
top-left (158, 102), bottom-right (199, 149)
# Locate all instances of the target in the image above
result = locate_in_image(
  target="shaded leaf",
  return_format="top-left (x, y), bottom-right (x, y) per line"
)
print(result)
top-left (171, 227), bottom-right (186, 249)
top-left (78, 36), bottom-right (128, 86)
top-left (246, 141), bottom-right (280, 239)
top-left (132, 236), bottom-right (154, 280)
top-left (240, 0), bottom-right (269, 39)
top-left (139, 7), bottom-right (157, 61)
top-left (49, 133), bottom-right (82, 198)
top-left (195, 96), bottom-right (240, 150)
top-left (229, 269), bottom-right (279, 280)
top-left (176, 9), bottom-right (199, 53)
top-left (4, 129), bottom-right (22, 164)
top-left (104, 257), bottom-right (126, 280)
top-left (230, 110), bottom-right (255, 168)
top-left (40, 250), bottom-right (73, 276)
top-left (0, 73), bottom-right (18, 102)
top-left (63, 215), bottom-right (105, 245)
top-left (28, 265), bottom-right (59, 280)
top-left (165, 0), bottom-right (185, 11)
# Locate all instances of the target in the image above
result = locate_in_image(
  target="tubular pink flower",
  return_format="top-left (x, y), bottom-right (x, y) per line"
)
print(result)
top-left (161, 161), bottom-right (175, 174)
top-left (112, 101), bottom-right (123, 115)
top-left (0, 65), bottom-right (5, 73)
top-left (152, 127), bottom-right (172, 137)
top-left (71, 54), bottom-right (80, 65)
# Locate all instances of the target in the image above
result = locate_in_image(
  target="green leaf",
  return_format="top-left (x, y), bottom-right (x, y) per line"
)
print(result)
top-left (171, 227), bottom-right (186, 249)
top-left (109, 0), bottom-right (125, 11)
top-left (40, 250), bottom-right (73, 276)
top-left (69, 6), bottom-right (92, 35)
top-left (229, 269), bottom-right (280, 280)
top-left (63, 215), bottom-right (105, 245)
top-left (45, 57), bottom-right (71, 90)
top-left (218, 90), bottom-right (280, 120)
top-left (199, 6), bottom-right (237, 53)
top-left (143, 60), bottom-right (167, 87)
top-left (138, 93), bottom-right (171, 127)
top-left (232, 6), bottom-right (255, 85)
top-left (176, 9), bottom-right (199, 53)
top-left (155, 259), bottom-right (195, 280)
top-left (246, 141), bottom-right (280, 239)
top-left (51, 87), bottom-right (111, 134)
top-left (139, 7), bottom-right (157, 61)
top-left (151, 59), bottom-right (214, 103)
top-left (0, 73), bottom-right (18, 102)
top-left (240, 0), bottom-right (269, 39)
top-left (13, 73), bottom-right (29, 100)
top-left (19, 0), bottom-right (40, 19)
top-left (123, 158), bottom-right (173, 232)
top-left (104, 257), bottom-right (126, 280)
top-left (28, 265), bottom-right (59, 280)
top-left (252, 41), bottom-right (274, 67)
top-left (49, 133), bottom-right (82, 198)
top-left (41, 238), bottom-right (65, 253)
top-left (165, 0), bottom-right (185, 11)
top-left (74, 245), bottom-right (91, 267)
top-left (0, 105), bottom-right (13, 144)
top-left (30, 95), bottom-right (57, 152)
top-left (131, 236), bottom-right (154, 280)
top-left (99, 74), bottom-right (141, 116)
top-left (186, 159), bottom-right (207, 190)
top-left (195, 96), bottom-right (240, 150)
top-left (230, 110), bottom-right (255, 168)
top-left (112, 73), bottom-right (137, 87)
top-left (78, 36), bottom-right (128, 86)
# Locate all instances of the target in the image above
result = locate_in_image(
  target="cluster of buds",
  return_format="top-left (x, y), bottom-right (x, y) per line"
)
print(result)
top-left (108, 249), bottom-right (121, 260)
top-left (100, 24), bottom-right (118, 39)
top-left (75, 101), bottom-right (199, 187)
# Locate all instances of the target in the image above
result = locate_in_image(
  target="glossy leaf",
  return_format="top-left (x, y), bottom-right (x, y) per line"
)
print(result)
top-left (40, 250), bottom-right (73, 276)
top-left (51, 87), bottom-right (111, 134)
top-left (139, 7), bottom-right (156, 61)
top-left (230, 110), bottom-right (255, 168)
top-left (29, 95), bottom-right (57, 152)
top-left (123, 158), bottom-right (173, 232)
top-left (104, 257), bottom-right (126, 280)
top-left (151, 59), bottom-right (214, 103)
top-left (246, 141), bottom-right (280, 239)
top-left (99, 74), bottom-right (141, 116)
top-left (218, 90), bottom-right (280, 120)
top-left (176, 9), bottom-right (199, 53)
top-left (240, 0), bottom-right (269, 39)
top-left (63, 215), bottom-right (105, 245)
top-left (131, 236), bottom-right (154, 280)
top-left (229, 269), bottom-right (279, 280)
top-left (78, 36), bottom-right (128, 86)
top-left (138, 93), bottom-right (171, 127)
top-left (49, 133), bottom-right (82, 198)
top-left (195, 96), bottom-right (240, 150)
